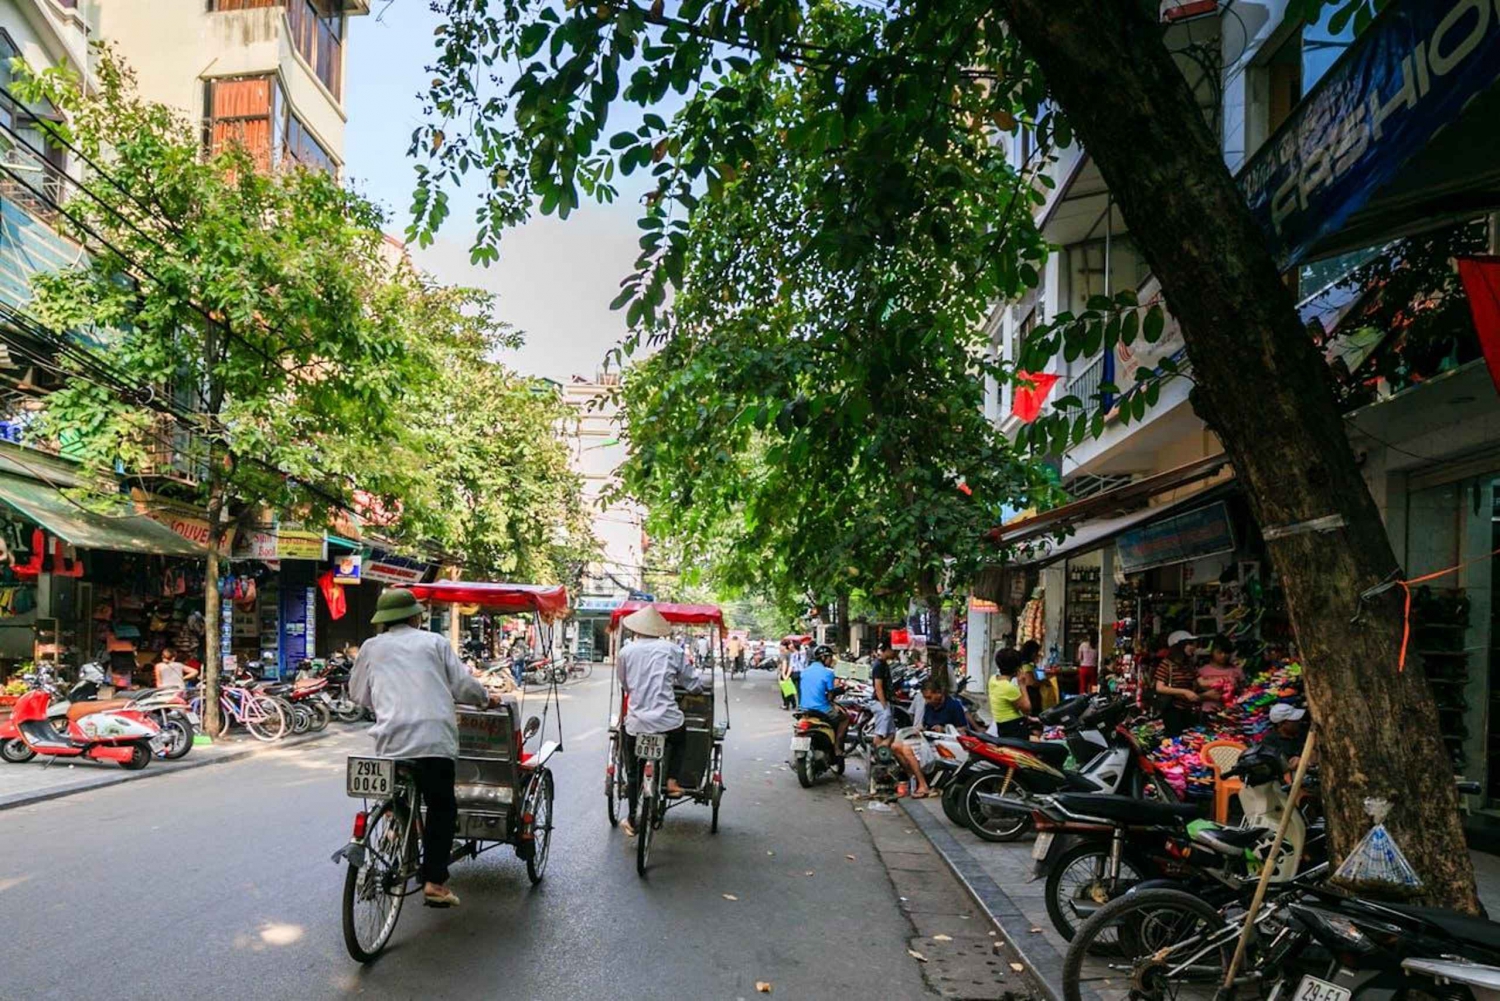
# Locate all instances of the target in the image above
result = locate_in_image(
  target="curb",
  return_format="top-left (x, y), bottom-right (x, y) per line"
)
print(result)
top-left (902, 800), bottom-right (1095, 1001)
top-left (0, 727), bottom-right (343, 813)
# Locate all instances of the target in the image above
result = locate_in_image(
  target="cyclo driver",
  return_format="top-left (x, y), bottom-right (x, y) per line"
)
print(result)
top-left (615, 604), bottom-right (702, 837)
top-left (349, 587), bottom-right (504, 909)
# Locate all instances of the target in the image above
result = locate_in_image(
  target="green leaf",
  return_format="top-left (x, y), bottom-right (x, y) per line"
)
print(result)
top-left (1121, 310), bottom-right (1139, 345)
top-left (518, 23), bottom-right (549, 58)
top-left (1143, 305), bottom-right (1165, 343)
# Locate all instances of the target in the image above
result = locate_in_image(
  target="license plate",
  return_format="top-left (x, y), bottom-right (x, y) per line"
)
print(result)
top-left (346, 757), bottom-right (395, 798)
top-left (1293, 976), bottom-right (1351, 1001)
top-left (1031, 832), bottom-right (1055, 860)
top-left (186, 712), bottom-right (201, 726)
top-left (791, 736), bottom-right (811, 752)
top-left (636, 733), bottom-right (665, 760)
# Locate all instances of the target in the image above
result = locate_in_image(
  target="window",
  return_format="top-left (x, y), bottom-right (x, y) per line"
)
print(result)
top-left (0, 33), bottom-right (67, 216)
top-left (285, 1), bottom-right (343, 99)
top-left (1263, 8), bottom-right (1357, 137)
top-left (204, 74), bottom-right (336, 175)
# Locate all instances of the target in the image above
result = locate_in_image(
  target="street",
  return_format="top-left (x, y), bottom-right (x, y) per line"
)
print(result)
top-left (0, 673), bottom-right (952, 1001)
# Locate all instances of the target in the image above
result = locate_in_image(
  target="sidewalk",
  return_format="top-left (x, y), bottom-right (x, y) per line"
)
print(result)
top-left (0, 724), bottom-right (354, 811)
top-left (902, 795), bottom-right (1500, 1000)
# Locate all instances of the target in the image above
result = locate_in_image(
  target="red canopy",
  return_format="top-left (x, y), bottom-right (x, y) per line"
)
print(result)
top-left (609, 600), bottom-right (724, 632)
top-left (404, 581), bottom-right (570, 622)
top-left (783, 634), bottom-right (813, 644)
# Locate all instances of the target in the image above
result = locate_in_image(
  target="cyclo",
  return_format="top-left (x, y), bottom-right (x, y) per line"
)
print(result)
top-left (604, 601), bottom-right (730, 875)
top-left (333, 581), bottom-right (569, 963)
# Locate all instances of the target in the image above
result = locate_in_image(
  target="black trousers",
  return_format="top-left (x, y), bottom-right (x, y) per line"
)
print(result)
top-left (623, 725), bottom-right (688, 823)
top-left (1161, 705), bottom-right (1197, 738)
top-left (410, 757), bottom-right (457, 886)
top-left (992, 718), bottom-right (1029, 740)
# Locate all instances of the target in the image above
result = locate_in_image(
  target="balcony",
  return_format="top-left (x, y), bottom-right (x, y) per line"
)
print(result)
top-left (209, 1), bottom-right (346, 102)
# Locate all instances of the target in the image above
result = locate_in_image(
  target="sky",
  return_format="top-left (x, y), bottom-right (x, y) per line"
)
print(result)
top-left (342, 3), bottom-right (645, 383)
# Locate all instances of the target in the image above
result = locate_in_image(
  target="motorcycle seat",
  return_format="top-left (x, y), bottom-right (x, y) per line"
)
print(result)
top-left (1191, 823), bottom-right (1271, 854)
top-left (1052, 793), bottom-right (1200, 826)
top-left (974, 733), bottom-right (1071, 770)
top-left (1385, 904), bottom-right (1500, 951)
top-left (66, 700), bottom-right (134, 720)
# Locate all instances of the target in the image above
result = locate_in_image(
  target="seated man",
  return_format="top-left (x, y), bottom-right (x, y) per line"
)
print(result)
top-left (616, 604), bottom-right (703, 837)
top-left (917, 678), bottom-right (980, 732)
top-left (798, 645), bottom-right (849, 751)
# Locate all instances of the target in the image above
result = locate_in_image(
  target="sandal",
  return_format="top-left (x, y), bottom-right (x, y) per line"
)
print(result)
top-left (423, 887), bottom-right (461, 908)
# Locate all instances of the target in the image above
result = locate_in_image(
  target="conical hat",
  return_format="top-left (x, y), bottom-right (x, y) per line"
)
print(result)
top-left (621, 605), bottom-right (672, 638)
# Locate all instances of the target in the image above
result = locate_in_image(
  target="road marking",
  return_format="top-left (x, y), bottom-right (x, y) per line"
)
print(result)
top-left (570, 726), bottom-right (603, 743)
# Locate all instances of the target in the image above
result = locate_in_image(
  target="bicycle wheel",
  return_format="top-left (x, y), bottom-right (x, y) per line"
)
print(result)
top-left (525, 769), bottom-right (555, 885)
top-left (342, 800), bottom-right (413, 963)
top-left (245, 696), bottom-right (287, 742)
top-left (606, 735), bottom-right (624, 827)
top-left (1045, 839), bottom-right (1148, 941)
top-left (1061, 888), bottom-right (1231, 1001)
top-left (636, 767), bottom-right (656, 877)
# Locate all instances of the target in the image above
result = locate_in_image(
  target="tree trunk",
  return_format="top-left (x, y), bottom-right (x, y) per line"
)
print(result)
top-left (835, 592), bottom-right (850, 651)
top-left (998, 0), bottom-right (1477, 909)
top-left (920, 575), bottom-right (950, 690)
top-left (202, 477), bottom-right (225, 739)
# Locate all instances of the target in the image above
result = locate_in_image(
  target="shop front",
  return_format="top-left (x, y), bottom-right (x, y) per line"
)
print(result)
top-left (572, 594), bottom-right (625, 661)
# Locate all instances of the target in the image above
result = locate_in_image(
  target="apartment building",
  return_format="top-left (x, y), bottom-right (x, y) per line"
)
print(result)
top-left (96, 0), bottom-right (367, 173)
top-left (979, 0), bottom-right (1500, 798)
top-left (561, 373), bottom-right (645, 660)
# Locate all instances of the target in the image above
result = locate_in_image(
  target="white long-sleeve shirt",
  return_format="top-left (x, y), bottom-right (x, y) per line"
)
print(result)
top-left (617, 636), bottom-right (702, 735)
top-left (349, 624), bottom-right (488, 759)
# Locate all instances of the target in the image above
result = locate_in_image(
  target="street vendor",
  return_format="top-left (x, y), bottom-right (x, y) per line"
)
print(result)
top-left (1153, 630), bottom-right (1201, 737)
top-left (1196, 635), bottom-right (1243, 709)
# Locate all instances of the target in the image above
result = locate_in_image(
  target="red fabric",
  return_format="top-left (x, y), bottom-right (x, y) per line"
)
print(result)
top-left (609, 601), bottom-right (725, 631)
top-left (319, 571), bottom-right (346, 621)
top-left (404, 581), bottom-right (570, 621)
top-left (1011, 371), bottom-right (1061, 423)
top-left (1457, 256), bottom-right (1500, 396)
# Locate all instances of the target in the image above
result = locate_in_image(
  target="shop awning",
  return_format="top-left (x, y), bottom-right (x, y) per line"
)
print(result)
top-left (991, 453), bottom-right (1230, 546)
top-left (0, 474), bottom-right (207, 557)
top-left (1010, 486), bottom-right (1235, 569)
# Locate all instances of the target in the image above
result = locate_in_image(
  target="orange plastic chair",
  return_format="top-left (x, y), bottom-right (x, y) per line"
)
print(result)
top-left (1200, 740), bottom-right (1247, 824)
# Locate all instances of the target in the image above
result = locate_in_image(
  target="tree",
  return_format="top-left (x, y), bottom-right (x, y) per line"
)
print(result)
top-left (19, 54), bottom-right (427, 736)
top-left (413, 0), bottom-right (1478, 906)
top-left (383, 285), bottom-right (597, 583)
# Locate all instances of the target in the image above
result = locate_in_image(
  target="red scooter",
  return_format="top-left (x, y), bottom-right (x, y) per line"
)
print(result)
top-left (1, 688), bottom-right (161, 769)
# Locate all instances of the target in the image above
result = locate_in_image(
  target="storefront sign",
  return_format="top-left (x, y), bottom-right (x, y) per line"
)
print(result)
top-left (278, 586), bottom-right (316, 676)
top-left (1117, 501), bottom-right (1235, 574)
top-left (576, 594), bottom-right (626, 614)
top-left (1239, 0), bottom-right (1500, 267)
top-left (331, 553), bottom-right (362, 585)
top-left (130, 490), bottom-right (234, 555)
top-left (276, 529), bottom-right (326, 561)
top-left (364, 549), bottom-right (430, 585)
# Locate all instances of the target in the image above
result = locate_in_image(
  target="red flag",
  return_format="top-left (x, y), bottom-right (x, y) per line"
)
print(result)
top-left (318, 571), bottom-right (347, 620)
top-left (1011, 371), bottom-right (1061, 423)
top-left (1456, 256), bottom-right (1500, 396)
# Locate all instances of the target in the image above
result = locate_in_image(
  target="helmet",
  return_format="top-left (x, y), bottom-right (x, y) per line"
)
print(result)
top-left (813, 644), bottom-right (835, 665)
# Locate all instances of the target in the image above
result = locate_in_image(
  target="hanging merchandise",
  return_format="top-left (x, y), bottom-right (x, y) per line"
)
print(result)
top-left (1017, 594), bottom-right (1046, 646)
top-left (1333, 799), bottom-right (1423, 897)
top-left (319, 570), bottom-right (347, 621)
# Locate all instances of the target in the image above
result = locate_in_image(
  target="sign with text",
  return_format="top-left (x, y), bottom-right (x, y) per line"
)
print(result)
top-left (1116, 501), bottom-right (1235, 574)
top-left (331, 553), bottom-right (362, 585)
top-left (364, 549), bottom-right (431, 585)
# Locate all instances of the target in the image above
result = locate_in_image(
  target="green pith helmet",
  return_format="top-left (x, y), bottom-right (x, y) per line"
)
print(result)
top-left (370, 588), bottom-right (422, 625)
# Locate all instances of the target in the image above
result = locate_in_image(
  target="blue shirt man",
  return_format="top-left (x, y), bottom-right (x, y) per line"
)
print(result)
top-left (918, 683), bottom-right (973, 730)
top-left (799, 659), bottom-right (837, 714)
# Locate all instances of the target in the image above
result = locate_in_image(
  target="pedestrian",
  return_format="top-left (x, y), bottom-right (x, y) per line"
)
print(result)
top-left (776, 642), bottom-right (797, 710)
top-left (616, 605), bottom-right (703, 837)
top-left (154, 647), bottom-right (198, 689)
top-left (988, 648), bottom-right (1031, 740)
top-left (1076, 631), bottom-right (1099, 694)
top-left (1018, 640), bottom-right (1044, 713)
top-left (790, 639), bottom-right (806, 703)
top-left (1153, 630), bottom-right (1201, 737)
top-left (869, 641), bottom-right (930, 797)
top-left (349, 588), bottom-right (501, 908)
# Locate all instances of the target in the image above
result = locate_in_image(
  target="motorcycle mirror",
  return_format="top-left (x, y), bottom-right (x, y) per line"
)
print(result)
top-left (523, 716), bottom-right (541, 739)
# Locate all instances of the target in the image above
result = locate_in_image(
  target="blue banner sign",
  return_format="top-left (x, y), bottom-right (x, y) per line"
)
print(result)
top-left (1117, 501), bottom-right (1235, 574)
top-left (1239, 0), bottom-right (1500, 267)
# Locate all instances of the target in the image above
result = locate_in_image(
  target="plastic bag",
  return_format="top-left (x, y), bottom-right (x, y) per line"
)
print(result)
top-left (1333, 798), bottom-right (1423, 896)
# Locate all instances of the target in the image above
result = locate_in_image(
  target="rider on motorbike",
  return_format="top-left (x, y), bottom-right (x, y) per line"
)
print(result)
top-left (798, 645), bottom-right (850, 751)
top-left (349, 588), bottom-right (503, 909)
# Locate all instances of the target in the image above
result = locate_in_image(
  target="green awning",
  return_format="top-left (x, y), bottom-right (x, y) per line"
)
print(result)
top-left (0, 473), bottom-right (206, 557)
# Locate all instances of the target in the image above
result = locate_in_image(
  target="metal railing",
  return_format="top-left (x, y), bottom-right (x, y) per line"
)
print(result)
top-left (0, 95), bottom-right (67, 228)
top-left (1059, 354), bottom-right (1104, 412)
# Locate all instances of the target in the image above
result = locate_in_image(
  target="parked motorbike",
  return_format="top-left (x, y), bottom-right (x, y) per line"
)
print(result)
top-left (2, 687), bottom-right (162, 768)
top-left (65, 662), bottom-right (196, 760)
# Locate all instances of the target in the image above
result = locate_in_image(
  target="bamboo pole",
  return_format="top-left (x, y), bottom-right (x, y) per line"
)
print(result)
top-left (1219, 726), bottom-right (1318, 996)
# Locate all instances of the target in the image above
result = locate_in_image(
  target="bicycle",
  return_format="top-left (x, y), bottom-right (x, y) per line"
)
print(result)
top-left (563, 655), bottom-right (592, 683)
top-left (190, 684), bottom-right (287, 742)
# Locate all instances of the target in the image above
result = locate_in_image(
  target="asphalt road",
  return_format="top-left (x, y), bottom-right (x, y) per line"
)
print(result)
top-left (0, 670), bottom-right (937, 1001)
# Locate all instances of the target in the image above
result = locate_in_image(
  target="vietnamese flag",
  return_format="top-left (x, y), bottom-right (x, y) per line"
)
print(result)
top-left (1011, 371), bottom-right (1061, 423)
top-left (1456, 256), bottom-right (1500, 395)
